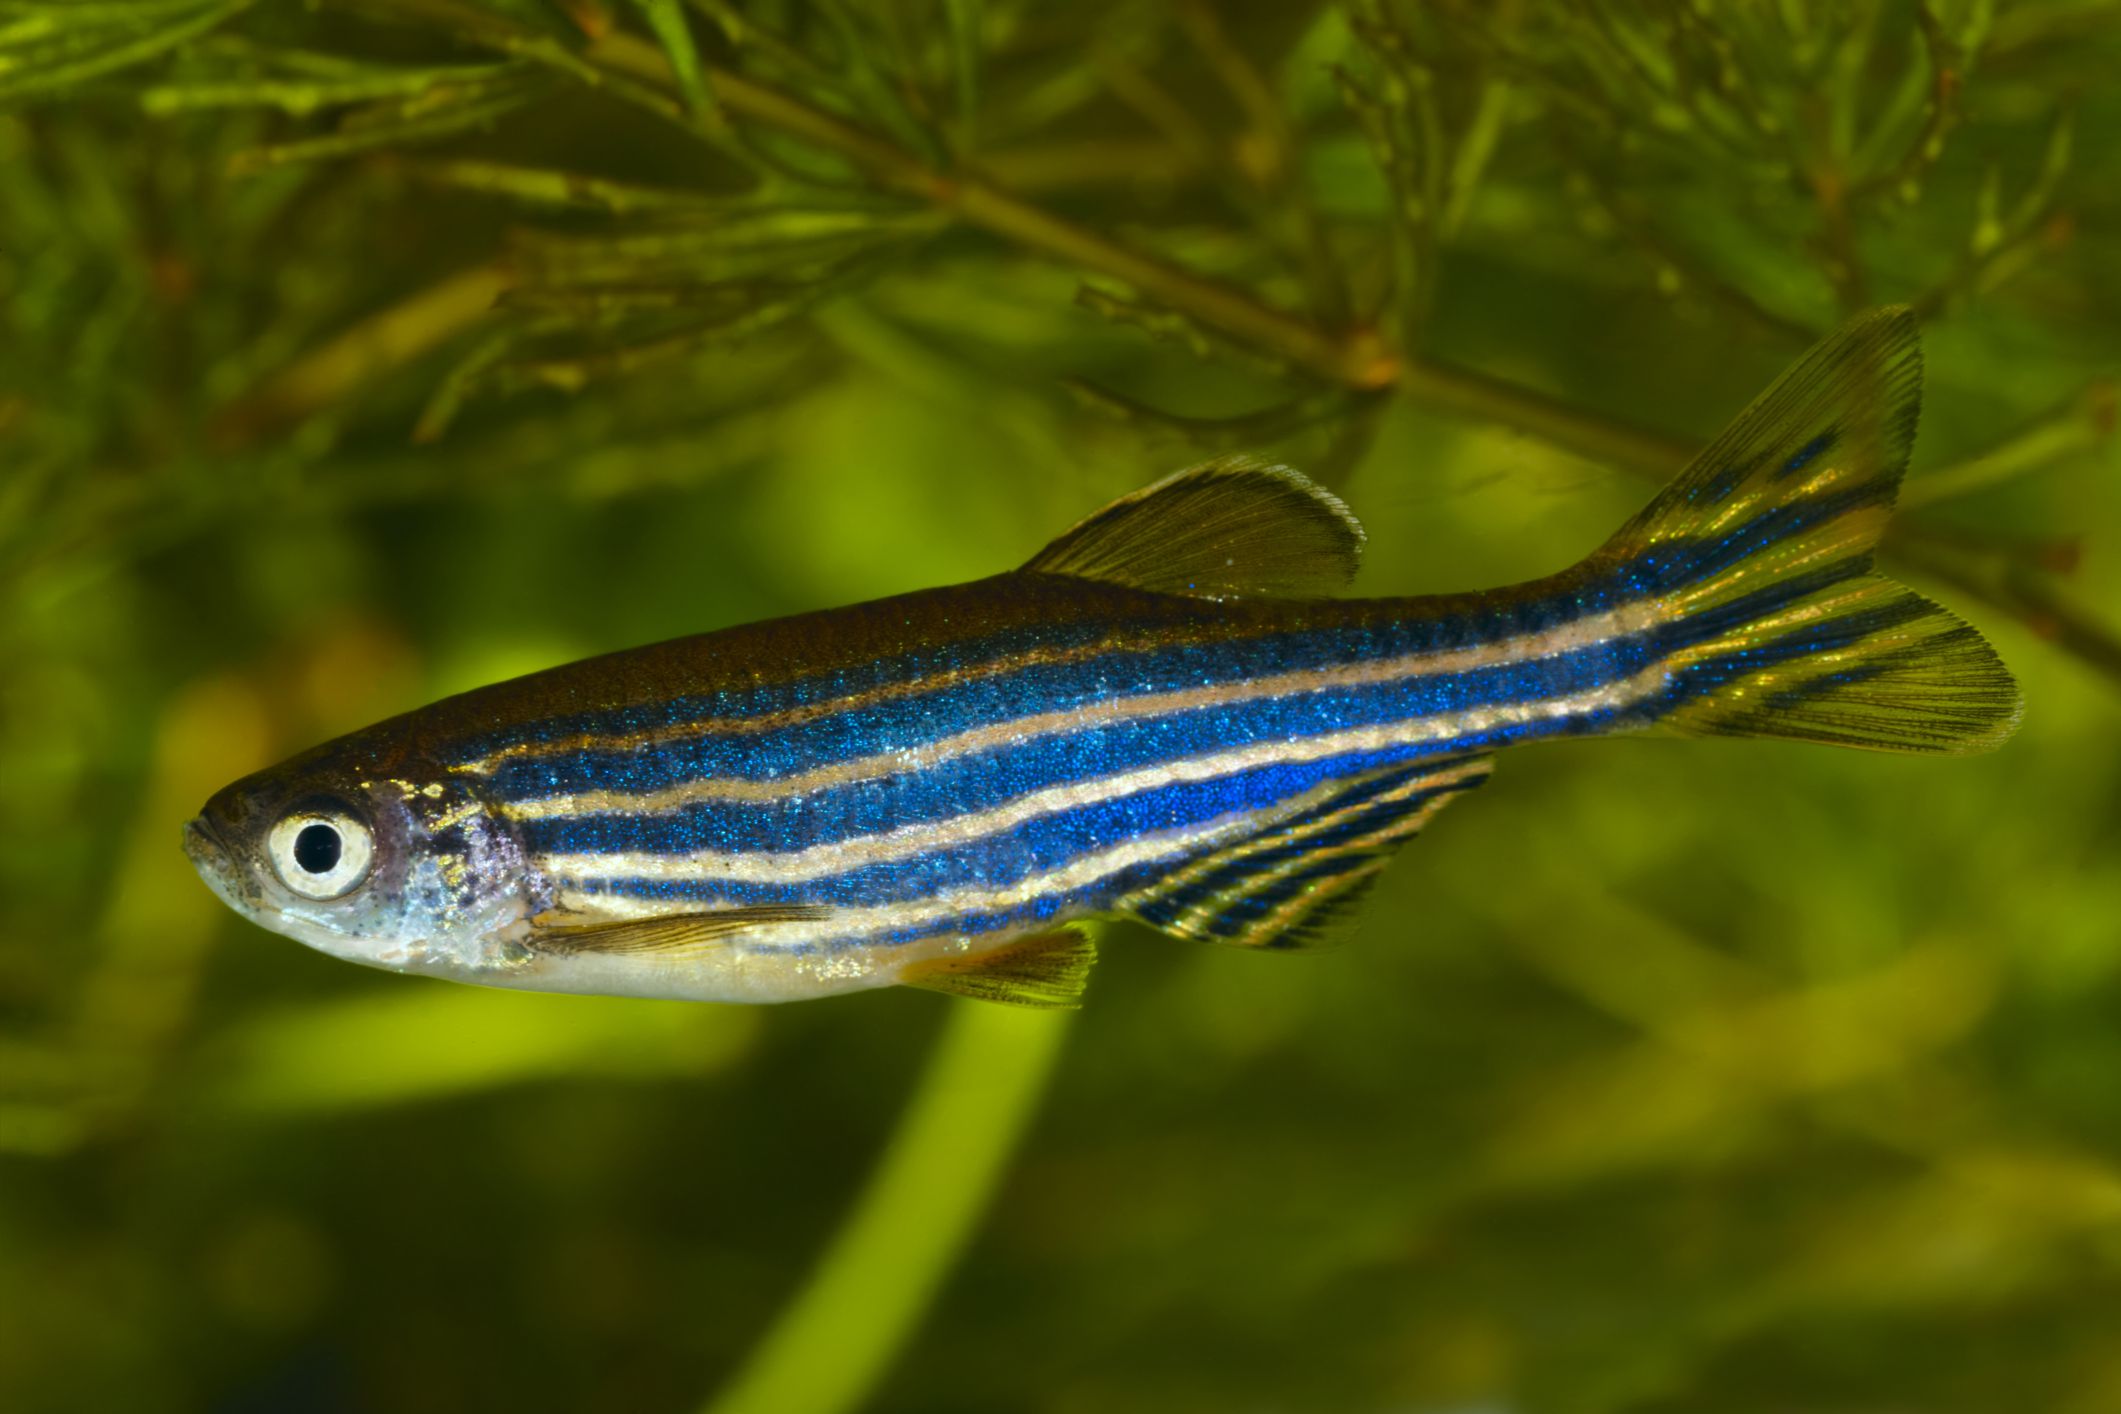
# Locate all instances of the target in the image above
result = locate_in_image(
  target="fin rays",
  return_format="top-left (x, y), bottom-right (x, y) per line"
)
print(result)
top-left (1599, 306), bottom-right (2022, 755)
top-left (530, 904), bottom-right (831, 958)
top-left (1123, 753), bottom-right (1493, 949)
top-left (1023, 457), bottom-right (1364, 599)
top-left (899, 925), bottom-right (1098, 1007)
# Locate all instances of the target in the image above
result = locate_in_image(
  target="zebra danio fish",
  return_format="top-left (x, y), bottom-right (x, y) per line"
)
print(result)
top-left (184, 309), bottom-right (2020, 1006)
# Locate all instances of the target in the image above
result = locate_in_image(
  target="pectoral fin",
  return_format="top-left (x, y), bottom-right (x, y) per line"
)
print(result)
top-left (531, 904), bottom-right (830, 958)
top-left (899, 926), bottom-right (1099, 1008)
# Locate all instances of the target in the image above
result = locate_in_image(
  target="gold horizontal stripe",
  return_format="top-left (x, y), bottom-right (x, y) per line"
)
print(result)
top-left (501, 604), bottom-right (1649, 821)
top-left (547, 804), bottom-right (1285, 948)
top-left (537, 661), bottom-right (1667, 889)
top-left (454, 625), bottom-right (1226, 774)
top-left (1662, 578), bottom-right (1888, 667)
top-left (1658, 506), bottom-right (1886, 617)
top-left (544, 759), bottom-right (1494, 960)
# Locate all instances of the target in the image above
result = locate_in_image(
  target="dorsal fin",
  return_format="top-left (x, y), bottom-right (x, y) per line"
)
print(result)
top-left (1022, 458), bottom-right (1364, 599)
top-left (898, 926), bottom-right (1098, 1007)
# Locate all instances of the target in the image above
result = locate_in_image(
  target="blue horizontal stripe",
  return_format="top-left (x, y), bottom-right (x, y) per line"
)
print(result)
top-left (526, 473), bottom-right (1901, 958)
top-left (558, 742), bottom-right (1503, 914)
top-left (749, 780), bottom-right (1443, 956)
top-left (520, 636), bottom-right (1637, 859)
top-left (485, 613), bottom-right (1496, 803)
top-left (517, 480), bottom-right (1893, 948)
top-left (437, 601), bottom-right (1143, 760)
top-left (1778, 428), bottom-right (1839, 478)
top-left (1617, 482), bottom-right (1887, 599)
top-left (486, 491), bottom-right (1869, 808)
top-left (1660, 592), bottom-right (1938, 711)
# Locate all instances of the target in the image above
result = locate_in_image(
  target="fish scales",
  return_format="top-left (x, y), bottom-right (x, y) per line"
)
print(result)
top-left (438, 578), bottom-right (1640, 925)
top-left (184, 309), bottom-right (2023, 1007)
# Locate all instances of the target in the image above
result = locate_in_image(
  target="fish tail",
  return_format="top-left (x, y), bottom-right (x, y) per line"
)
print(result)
top-left (1590, 306), bottom-right (2021, 753)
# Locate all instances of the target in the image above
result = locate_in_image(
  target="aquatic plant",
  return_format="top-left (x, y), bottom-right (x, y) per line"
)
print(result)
top-left (2, 3), bottom-right (2117, 1411)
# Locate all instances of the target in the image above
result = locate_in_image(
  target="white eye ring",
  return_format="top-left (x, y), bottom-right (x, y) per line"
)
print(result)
top-left (267, 809), bottom-right (375, 900)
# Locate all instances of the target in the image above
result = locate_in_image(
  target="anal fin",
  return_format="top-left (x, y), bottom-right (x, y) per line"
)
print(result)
top-left (1123, 753), bottom-right (1492, 950)
top-left (899, 925), bottom-right (1098, 1008)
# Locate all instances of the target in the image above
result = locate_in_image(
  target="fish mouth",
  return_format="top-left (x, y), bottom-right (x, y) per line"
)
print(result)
top-left (183, 814), bottom-right (255, 911)
top-left (183, 814), bottom-right (229, 868)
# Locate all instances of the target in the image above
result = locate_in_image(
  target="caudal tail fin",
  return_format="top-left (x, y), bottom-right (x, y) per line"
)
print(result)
top-left (1594, 307), bottom-right (2021, 754)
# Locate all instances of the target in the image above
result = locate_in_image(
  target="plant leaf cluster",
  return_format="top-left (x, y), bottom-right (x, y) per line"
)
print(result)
top-left (2, 5), bottom-right (2120, 1413)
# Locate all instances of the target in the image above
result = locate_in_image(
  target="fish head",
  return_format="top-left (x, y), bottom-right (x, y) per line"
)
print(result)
top-left (184, 734), bottom-right (544, 980)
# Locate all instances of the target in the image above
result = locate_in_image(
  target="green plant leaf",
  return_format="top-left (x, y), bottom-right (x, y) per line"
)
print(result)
top-left (630, 0), bottom-right (709, 115)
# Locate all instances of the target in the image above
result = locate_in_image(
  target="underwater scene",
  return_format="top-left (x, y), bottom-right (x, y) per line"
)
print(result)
top-left (3, 3), bottom-right (2119, 1411)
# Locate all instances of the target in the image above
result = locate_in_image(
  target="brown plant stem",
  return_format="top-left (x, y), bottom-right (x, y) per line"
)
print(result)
top-left (571, 24), bottom-right (1698, 473)
top-left (1891, 536), bottom-right (2121, 684)
top-left (334, 0), bottom-right (1694, 471)
top-left (328, 1), bottom-right (2120, 691)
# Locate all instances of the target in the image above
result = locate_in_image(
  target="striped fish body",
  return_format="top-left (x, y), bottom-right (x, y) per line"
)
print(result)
top-left (425, 573), bottom-right (1637, 997)
top-left (184, 310), bottom-right (2020, 1007)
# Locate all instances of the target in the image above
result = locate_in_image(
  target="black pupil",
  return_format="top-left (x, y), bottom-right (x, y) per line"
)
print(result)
top-left (293, 823), bottom-right (342, 875)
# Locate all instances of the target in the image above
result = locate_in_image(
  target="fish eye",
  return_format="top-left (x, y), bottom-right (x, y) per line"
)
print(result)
top-left (266, 806), bottom-right (375, 900)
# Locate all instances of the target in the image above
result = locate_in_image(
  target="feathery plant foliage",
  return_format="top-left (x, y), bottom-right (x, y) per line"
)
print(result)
top-left (1, 0), bottom-right (2113, 658)
top-left (3, 3), bottom-right (2120, 1413)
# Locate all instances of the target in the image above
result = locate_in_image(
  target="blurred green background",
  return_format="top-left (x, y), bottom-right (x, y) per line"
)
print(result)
top-left (4, 2), bottom-right (2120, 1411)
